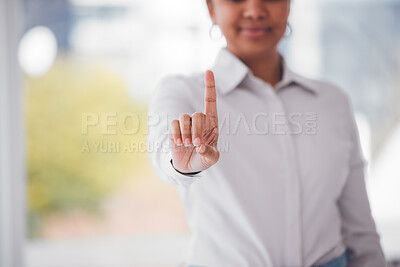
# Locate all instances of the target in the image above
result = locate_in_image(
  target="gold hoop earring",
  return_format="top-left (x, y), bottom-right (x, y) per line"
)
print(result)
top-left (209, 23), bottom-right (223, 40)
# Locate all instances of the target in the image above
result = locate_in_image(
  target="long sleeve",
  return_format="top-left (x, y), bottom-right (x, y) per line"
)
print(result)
top-left (147, 75), bottom-right (202, 189)
top-left (337, 96), bottom-right (386, 266)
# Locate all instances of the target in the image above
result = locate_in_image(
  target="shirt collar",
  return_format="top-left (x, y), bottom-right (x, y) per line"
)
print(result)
top-left (210, 47), bottom-right (319, 96)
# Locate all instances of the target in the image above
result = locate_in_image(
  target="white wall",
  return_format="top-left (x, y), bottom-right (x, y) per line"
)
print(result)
top-left (0, 0), bottom-right (26, 266)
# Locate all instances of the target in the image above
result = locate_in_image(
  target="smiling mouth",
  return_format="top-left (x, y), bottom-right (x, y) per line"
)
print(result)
top-left (239, 27), bottom-right (273, 37)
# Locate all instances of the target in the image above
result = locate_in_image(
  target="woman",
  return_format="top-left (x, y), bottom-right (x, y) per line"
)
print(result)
top-left (147, 0), bottom-right (386, 266)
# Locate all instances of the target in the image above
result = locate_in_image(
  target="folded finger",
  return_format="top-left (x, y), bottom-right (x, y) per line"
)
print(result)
top-left (179, 113), bottom-right (192, 147)
top-left (191, 112), bottom-right (205, 146)
top-left (169, 119), bottom-right (182, 146)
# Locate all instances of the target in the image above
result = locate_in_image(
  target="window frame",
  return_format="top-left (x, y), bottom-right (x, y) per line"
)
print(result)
top-left (0, 0), bottom-right (25, 266)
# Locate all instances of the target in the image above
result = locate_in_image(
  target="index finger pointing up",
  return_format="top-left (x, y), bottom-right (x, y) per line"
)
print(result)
top-left (204, 70), bottom-right (218, 120)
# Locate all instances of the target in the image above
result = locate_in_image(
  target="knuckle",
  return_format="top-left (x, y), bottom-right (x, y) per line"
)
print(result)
top-left (179, 114), bottom-right (191, 127)
top-left (191, 112), bottom-right (204, 118)
top-left (179, 113), bottom-right (190, 121)
top-left (170, 120), bottom-right (179, 132)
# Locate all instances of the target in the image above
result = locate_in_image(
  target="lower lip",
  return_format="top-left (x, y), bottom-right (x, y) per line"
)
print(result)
top-left (240, 28), bottom-right (272, 37)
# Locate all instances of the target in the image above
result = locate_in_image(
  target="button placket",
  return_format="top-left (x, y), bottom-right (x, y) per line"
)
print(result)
top-left (250, 76), bottom-right (303, 265)
top-left (272, 91), bottom-right (303, 266)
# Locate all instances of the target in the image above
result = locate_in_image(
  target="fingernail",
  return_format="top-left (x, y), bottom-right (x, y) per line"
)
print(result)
top-left (198, 144), bottom-right (205, 153)
top-left (193, 138), bottom-right (200, 146)
top-left (176, 138), bottom-right (182, 146)
top-left (184, 138), bottom-right (191, 146)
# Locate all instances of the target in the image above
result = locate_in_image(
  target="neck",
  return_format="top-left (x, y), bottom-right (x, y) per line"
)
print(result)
top-left (228, 48), bottom-right (282, 89)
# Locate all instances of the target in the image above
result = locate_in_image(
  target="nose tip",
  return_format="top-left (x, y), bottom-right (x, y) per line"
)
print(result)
top-left (243, 0), bottom-right (267, 20)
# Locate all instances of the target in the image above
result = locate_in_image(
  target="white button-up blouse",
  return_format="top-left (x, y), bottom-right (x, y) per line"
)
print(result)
top-left (147, 47), bottom-right (385, 266)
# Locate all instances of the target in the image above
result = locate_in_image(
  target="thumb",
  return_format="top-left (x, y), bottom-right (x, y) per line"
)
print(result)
top-left (196, 144), bottom-right (220, 164)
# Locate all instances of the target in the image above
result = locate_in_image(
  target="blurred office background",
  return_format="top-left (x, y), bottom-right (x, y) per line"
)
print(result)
top-left (0, 0), bottom-right (399, 266)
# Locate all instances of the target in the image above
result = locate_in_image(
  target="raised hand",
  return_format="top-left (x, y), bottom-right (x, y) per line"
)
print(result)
top-left (169, 70), bottom-right (220, 174)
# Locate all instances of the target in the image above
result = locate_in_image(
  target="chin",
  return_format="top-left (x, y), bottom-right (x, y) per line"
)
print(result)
top-left (239, 43), bottom-right (277, 57)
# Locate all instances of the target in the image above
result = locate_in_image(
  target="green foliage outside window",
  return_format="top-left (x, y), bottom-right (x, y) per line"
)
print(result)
top-left (25, 57), bottom-right (148, 237)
